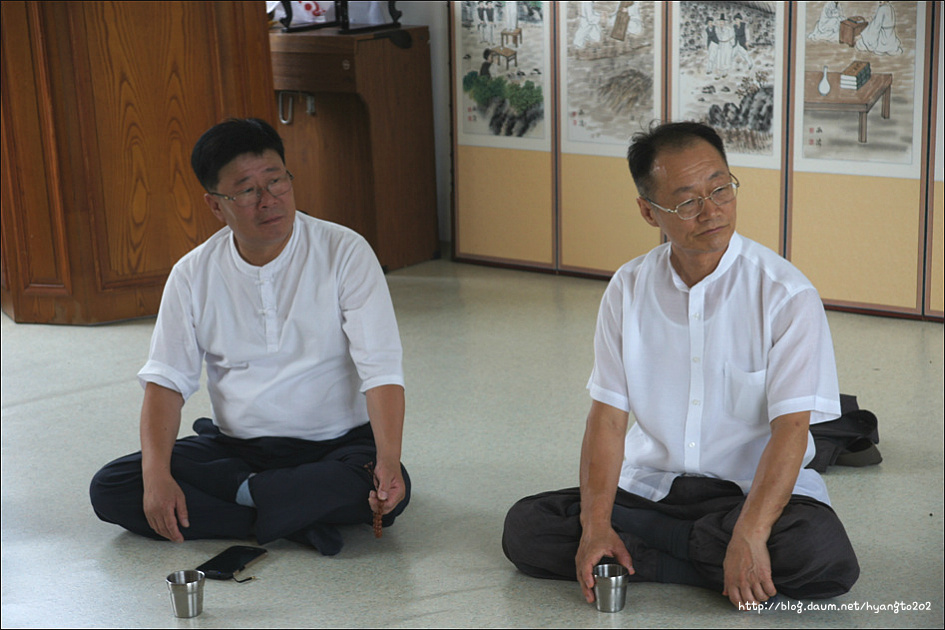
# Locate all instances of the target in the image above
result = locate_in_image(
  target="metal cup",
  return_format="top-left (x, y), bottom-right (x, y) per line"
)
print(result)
top-left (593, 563), bottom-right (629, 613)
top-left (166, 569), bottom-right (205, 618)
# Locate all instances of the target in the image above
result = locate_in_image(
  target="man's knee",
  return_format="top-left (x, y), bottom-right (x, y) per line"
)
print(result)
top-left (89, 465), bottom-right (114, 522)
top-left (771, 501), bottom-right (859, 599)
top-left (502, 490), bottom-right (582, 580)
top-left (501, 497), bottom-right (534, 564)
top-left (89, 457), bottom-right (162, 539)
top-left (502, 497), bottom-right (551, 577)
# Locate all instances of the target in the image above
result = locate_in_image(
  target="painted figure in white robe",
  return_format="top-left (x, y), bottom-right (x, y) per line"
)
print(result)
top-left (505, 1), bottom-right (518, 30)
top-left (715, 13), bottom-right (736, 78)
top-left (626, 1), bottom-right (643, 36)
top-left (808, 1), bottom-right (845, 42)
top-left (574, 2), bottom-right (603, 49)
top-left (855, 1), bottom-right (903, 55)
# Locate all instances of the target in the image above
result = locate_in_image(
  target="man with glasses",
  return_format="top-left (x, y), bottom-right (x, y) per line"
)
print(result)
top-left (502, 121), bottom-right (858, 608)
top-left (90, 118), bottom-right (409, 555)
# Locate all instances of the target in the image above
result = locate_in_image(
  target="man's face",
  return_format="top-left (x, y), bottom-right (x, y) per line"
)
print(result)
top-left (637, 139), bottom-right (736, 264)
top-left (204, 149), bottom-right (296, 266)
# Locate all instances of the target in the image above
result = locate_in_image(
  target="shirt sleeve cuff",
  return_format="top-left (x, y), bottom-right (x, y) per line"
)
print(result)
top-left (137, 360), bottom-right (198, 400)
top-left (769, 395), bottom-right (841, 425)
top-left (587, 382), bottom-right (630, 413)
top-left (360, 374), bottom-right (406, 393)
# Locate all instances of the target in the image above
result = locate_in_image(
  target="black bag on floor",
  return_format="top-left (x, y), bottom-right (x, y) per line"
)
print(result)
top-left (806, 394), bottom-right (882, 473)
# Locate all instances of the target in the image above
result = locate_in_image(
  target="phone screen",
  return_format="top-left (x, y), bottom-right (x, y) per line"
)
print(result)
top-left (196, 545), bottom-right (267, 580)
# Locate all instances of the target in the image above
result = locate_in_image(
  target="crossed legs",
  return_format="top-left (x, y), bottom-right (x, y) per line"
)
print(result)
top-left (502, 477), bottom-right (859, 600)
top-left (89, 419), bottom-right (410, 555)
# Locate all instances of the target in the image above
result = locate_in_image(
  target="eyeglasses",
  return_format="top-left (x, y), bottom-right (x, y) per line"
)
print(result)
top-left (210, 171), bottom-right (294, 207)
top-left (644, 174), bottom-right (739, 220)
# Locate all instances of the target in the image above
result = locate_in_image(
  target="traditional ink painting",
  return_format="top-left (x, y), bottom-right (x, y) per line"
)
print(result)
top-left (560, 1), bottom-right (662, 158)
top-left (671, 1), bottom-right (785, 169)
top-left (937, 6), bottom-right (944, 185)
top-left (453, 1), bottom-right (552, 151)
top-left (793, 1), bottom-right (927, 178)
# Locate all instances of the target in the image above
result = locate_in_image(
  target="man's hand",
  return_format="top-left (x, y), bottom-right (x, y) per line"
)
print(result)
top-left (368, 458), bottom-right (406, 515)
top-left (365, 384), bottom-right (406, 517)
top-left (139, 382), bottom-right (187, 542)
top-left (722, 530), bottom-right (777, 607)
top-left (721, 411), bottom-right (810, 607)
top-left (576, 525), bottom-right (635, 603)
top-left (577, 400), bottom-right (632, 603)
top-left (142, 472), bottom-right (189, 543)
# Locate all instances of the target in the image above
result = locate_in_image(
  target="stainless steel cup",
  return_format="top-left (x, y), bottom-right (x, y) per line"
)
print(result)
top-left (166, 569), bottom-right (205, 618)
top-left (593, 563), bottom-right (629, 613)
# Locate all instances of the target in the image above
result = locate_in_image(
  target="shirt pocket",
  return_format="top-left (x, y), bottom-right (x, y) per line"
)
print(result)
top-left (724, 363), bottom-right (768, 423)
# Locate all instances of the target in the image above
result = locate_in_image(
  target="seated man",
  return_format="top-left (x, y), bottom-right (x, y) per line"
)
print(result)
top-left (90, 118), bottom-right (409, 555)
top-left (502, 121), bottom-right (859, 608)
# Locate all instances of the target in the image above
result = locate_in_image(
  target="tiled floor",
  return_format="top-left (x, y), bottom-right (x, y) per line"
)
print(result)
top-left (2, 257), bottom-right (942, 628)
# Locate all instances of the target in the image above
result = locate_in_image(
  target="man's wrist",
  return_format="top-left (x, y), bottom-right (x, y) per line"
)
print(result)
top-left (579, 504), bottom-right (614, 533)
top-left (373, 452), bottom-right (402, 469)
top-left (731, 513), bottom-right (773, 543)
top-left (141, 460), bottom-right (174, 484)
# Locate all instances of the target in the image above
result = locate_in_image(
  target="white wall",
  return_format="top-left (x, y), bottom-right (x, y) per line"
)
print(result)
top-left (397, 2), bottom-right (452, 242)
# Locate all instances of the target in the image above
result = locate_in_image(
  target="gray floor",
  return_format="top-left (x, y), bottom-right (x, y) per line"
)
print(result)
top-left (2, 257), bottom-right (943, 628)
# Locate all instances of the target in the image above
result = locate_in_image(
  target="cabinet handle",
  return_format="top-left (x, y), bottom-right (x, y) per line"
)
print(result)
top-left (278, 91), bottom-right (294, 125)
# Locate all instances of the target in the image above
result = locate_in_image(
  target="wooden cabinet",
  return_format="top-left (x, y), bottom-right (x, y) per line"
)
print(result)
top-left (269, 25), bottom-right (439, 272)
top-left (1, 1), bottom-right (276, 324)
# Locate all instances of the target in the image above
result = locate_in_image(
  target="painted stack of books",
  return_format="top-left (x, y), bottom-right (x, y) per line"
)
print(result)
top-left (840, 61), bottom-right (871, 90)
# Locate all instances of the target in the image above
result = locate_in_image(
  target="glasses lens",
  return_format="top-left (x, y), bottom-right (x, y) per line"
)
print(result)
top-left (228, 174), bottom-right (292, 207)
top-left (710, 183), bottom-right (737, 205)
top-left (675, 198), bottom-right (701, 219)
top-left (233, 190), bottom-right (259, 207)
top-left (268, 176), bottom-right (292, 197)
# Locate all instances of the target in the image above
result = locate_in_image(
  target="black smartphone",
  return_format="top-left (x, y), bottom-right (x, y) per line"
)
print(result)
top-left (195, 545), bottom-right (267, 580)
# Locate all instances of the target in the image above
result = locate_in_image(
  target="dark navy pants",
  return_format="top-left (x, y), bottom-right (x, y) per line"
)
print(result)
top-left (89, 419), bottom-right (410, 550)
top-left (502, 477), bottom-right (858, 600)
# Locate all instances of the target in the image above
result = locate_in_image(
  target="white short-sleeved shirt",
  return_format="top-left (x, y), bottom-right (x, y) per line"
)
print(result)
top-left (138, 213), bottom-right (404, 441)
top-left (588, 233), bottom-right (841, 505)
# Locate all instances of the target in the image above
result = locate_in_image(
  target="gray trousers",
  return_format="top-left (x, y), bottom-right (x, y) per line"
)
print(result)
top-left (502, 476), bottom-right (859, 600)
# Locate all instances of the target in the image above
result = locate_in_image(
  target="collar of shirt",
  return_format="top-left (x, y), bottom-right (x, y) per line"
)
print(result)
top-left (668, 232), bottom-right (743, 293)
top-left (225, 215), bottom-right (301, 278)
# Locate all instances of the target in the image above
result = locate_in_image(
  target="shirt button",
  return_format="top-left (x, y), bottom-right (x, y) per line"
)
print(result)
top-left (692, 399), bottom-right (701, 406)
top-left (689, 442), bottom-right (696, 448)
top-left (692, 356), bottom-right (701, 363)
top-left (692, 312), bottom-right (701, 320)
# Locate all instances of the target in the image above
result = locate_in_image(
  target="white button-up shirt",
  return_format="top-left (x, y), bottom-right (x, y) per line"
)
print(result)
top-left (588, 233), bottom-right (840, 504)
top-left (139, 213), bottom-right (404, 442)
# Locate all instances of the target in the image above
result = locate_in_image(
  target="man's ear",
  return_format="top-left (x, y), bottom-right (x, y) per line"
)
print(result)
top-left (638, 197), bottom-right (660, 228)
top-left (204, 193), bottom-right (226, 224)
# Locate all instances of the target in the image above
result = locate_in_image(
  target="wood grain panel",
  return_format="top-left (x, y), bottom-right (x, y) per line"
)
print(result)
top-left (272, 52), bottom-right (358, 93)
top-left (279, 93), bottom-right (377, 246)
top-left (270, 26), bottom-right (439, 271)
top-left (2, 1), bottom-right (277, 323)
top-left (356, 32), bottom-right (439, 271)
top-left (79, 1), bottom-right (222, 288)
top-left (212, 1), bottom-right (279, 118)
top-left (0, 1), bottom-right (70, 294)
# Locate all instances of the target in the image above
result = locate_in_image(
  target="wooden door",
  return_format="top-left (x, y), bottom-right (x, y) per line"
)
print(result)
top-left (1, 1), bottom-right (277, 324)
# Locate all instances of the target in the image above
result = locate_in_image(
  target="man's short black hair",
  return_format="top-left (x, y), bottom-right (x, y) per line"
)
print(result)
top-left (626, 121), bottom-right (728, 199)
top-left (191, 118), bottom-right (285, 191)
